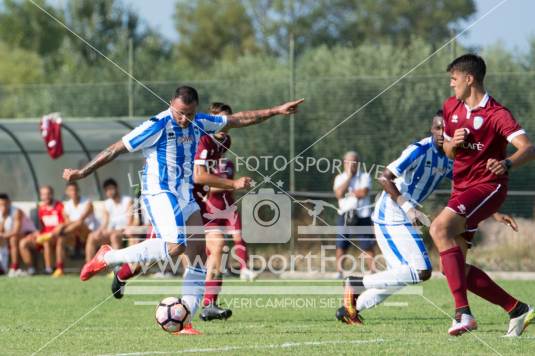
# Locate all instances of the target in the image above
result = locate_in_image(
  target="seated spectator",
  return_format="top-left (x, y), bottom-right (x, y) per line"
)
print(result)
top-left (85, 179), bottom-right (133, 262)
top-left (0, 193), bottom-right (37, 277)
top-left (19, 186), bottom-right (65, 276)
top-left (58, 182), bottom-right (99, 276)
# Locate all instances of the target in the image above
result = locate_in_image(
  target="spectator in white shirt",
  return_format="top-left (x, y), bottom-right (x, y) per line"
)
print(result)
top-left (85, 179), bottom-right (133, 262)
top-left (333, 151), bottom-right (375, 279)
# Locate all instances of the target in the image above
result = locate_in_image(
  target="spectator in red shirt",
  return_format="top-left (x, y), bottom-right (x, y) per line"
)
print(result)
top-left (19, 186), bottom-right (65, 276)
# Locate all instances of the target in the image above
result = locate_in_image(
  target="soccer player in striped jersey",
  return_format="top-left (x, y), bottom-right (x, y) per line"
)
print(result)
top-left (63, 86), bottom-right (303, 334)
top-left (336, 111), bottom-right (517, 325)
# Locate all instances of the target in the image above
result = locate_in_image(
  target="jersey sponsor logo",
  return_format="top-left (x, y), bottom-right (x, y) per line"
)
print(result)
top-left (461, 141), bottom-right (484, 151)
top-left (432, 166), bottom-right (448, 176)
top-left (179, 135), bottom-right (193, 143)
top-left (452, 114), bottom-right (459, 123)
top-left (473, 116), bottom-right (484, 130)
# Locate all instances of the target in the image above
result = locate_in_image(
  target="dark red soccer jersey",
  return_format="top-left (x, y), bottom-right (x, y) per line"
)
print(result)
top-left (442, 94), bottom-right (525, 190)
top-left (193, 134), bottom-right (232, 205)
top-left (38, 201), bottom-right (64, 233)
top-left (207, 159), bottom-right (236, 210)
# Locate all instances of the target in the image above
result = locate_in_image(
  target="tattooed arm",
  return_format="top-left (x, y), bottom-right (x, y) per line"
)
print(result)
top-left (222, 98), bottom-right (304, 131)
top-left (62, 140), bottom-right (127, 182)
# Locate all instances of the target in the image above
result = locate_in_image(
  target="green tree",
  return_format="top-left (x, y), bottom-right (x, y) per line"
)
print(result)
top-left (174, 0), bottom-right (258, 67)
top-left (246, 0), bottom-right (476, 56)
top-left (0, 0), bottom-right (65, 57)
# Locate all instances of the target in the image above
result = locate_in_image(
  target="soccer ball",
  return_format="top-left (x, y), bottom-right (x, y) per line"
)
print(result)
top-left (155, 297), bottom-right (191, 333)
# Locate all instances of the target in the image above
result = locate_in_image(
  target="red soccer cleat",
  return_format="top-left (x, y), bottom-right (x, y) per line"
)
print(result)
top-left (174, 323), bottom-right (202, 335)
top-left (80, 244), bottom-right (112, 281)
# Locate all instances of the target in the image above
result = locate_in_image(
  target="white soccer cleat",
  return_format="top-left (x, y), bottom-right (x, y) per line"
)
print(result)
top-left (505, 305), bottom-right (535, 337)
top-left (448, 314), bottom-right (478, 336)
top-left (240, 268), bottom-right (257, 281)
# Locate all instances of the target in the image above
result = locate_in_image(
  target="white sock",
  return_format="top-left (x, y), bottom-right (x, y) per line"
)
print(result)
top-left (356, 265), bottom-right (419, 311)
top-left (363, 264), bottom-right (419, 290)
top-left (181, 266), bottom-right (207, 318)
top-left (357, 287), bottom-right (403, 311)
top-left (27, 267), bottom-right (36, 275)
top-left (103, 239), bottom-right (169, 266)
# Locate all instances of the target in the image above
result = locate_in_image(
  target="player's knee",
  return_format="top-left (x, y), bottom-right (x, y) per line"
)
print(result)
top-left (429, 219), bottom-right (446, 241)
top-left (418, 269), bottom-right (432, 282)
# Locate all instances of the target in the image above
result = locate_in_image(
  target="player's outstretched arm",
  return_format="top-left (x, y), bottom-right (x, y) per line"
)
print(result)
top-left (62, 140), bottom-right (128, 182)
top-left (193, 165), bottom-right (252, 191)
top-left (223, 99), bottom-right (304, 131)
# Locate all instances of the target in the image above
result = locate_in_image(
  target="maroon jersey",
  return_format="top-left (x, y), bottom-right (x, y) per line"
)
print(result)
top-left (207, 158), bottom-right (236, 210)
top-left (193, 134), bottom-right (232, 205)
top-left (442, 94), bottom-right (525, 190)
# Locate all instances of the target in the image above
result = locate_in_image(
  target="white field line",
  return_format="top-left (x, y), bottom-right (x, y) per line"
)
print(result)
top-left (97, 338), bottom-right (386, 356)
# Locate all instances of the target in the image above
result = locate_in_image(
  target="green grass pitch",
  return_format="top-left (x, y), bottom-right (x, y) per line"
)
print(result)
top-left (2, 276), bottom-right (535, 355)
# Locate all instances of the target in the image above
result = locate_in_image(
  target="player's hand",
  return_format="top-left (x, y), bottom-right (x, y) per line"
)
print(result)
top-left (486, 159), bottom-right (507, 175)
top-left (62, 168), bottom-right (84, 182)
top-left (407, 208), bottom-right (432, 227)
top-left (232, 177), bottom-right (252, 190)
top-left (452, 128), bottom-right (469, 147)
top-left (275, 98), bottom-right (305, 115)
top-left (493, 212), bottom-right (518, 231)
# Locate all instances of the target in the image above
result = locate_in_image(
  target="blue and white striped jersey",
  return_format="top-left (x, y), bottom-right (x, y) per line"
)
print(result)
top-left (372, 136), bottom-right (453, 225)
top-left (122, 109), bottom-right (227, 199)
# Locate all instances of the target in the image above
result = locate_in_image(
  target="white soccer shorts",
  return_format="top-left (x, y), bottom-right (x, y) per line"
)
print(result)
top-left (141, 192), bottom-right (199, 244)
top-left (374, 223), bottom-right (431, 271)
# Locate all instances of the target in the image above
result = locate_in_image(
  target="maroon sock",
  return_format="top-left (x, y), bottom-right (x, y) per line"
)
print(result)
top-left (440, 246), bottom-right (470, 310)
top-left (55, 261), bottom-right (64, 270)
top-left (10, 263), bottom-right (19, 270)
top-left (234, 241), bottom-right (248, 270)
top-left (466, 265), bottom-right (518, 312)
top-left (203, 278), bottom-right (223, 306)
top-left (117, 263), bottom-right (137, 281)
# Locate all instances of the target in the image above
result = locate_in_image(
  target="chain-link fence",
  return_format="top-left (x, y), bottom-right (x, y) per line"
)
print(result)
top-left (2, 74), bottom-right (534, 213)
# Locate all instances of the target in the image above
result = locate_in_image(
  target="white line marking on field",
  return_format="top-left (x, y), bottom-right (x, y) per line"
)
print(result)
top-left (98, 338), bottom-right (386, 356)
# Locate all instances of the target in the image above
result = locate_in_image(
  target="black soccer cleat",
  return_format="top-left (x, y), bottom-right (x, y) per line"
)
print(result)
top-left (336, 306), bottom-right (363, 325)
top-left (200, 303), bottom-right (232, 321)
top-left (111, 272), bottom-right (126, 299)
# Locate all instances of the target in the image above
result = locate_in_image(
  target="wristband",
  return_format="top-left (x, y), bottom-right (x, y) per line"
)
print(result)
top-left (504, 159), bottom-right (512, 172)
top-left (401, 201), bottom-right (414, 214)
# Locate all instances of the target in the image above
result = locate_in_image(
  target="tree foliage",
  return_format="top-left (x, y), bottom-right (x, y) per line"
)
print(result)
top-left (174, 0), bottom-right (258, 68)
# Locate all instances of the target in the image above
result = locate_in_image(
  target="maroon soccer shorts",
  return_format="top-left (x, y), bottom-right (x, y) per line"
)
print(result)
top-left (446, 182), bottom-right (507, 240)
